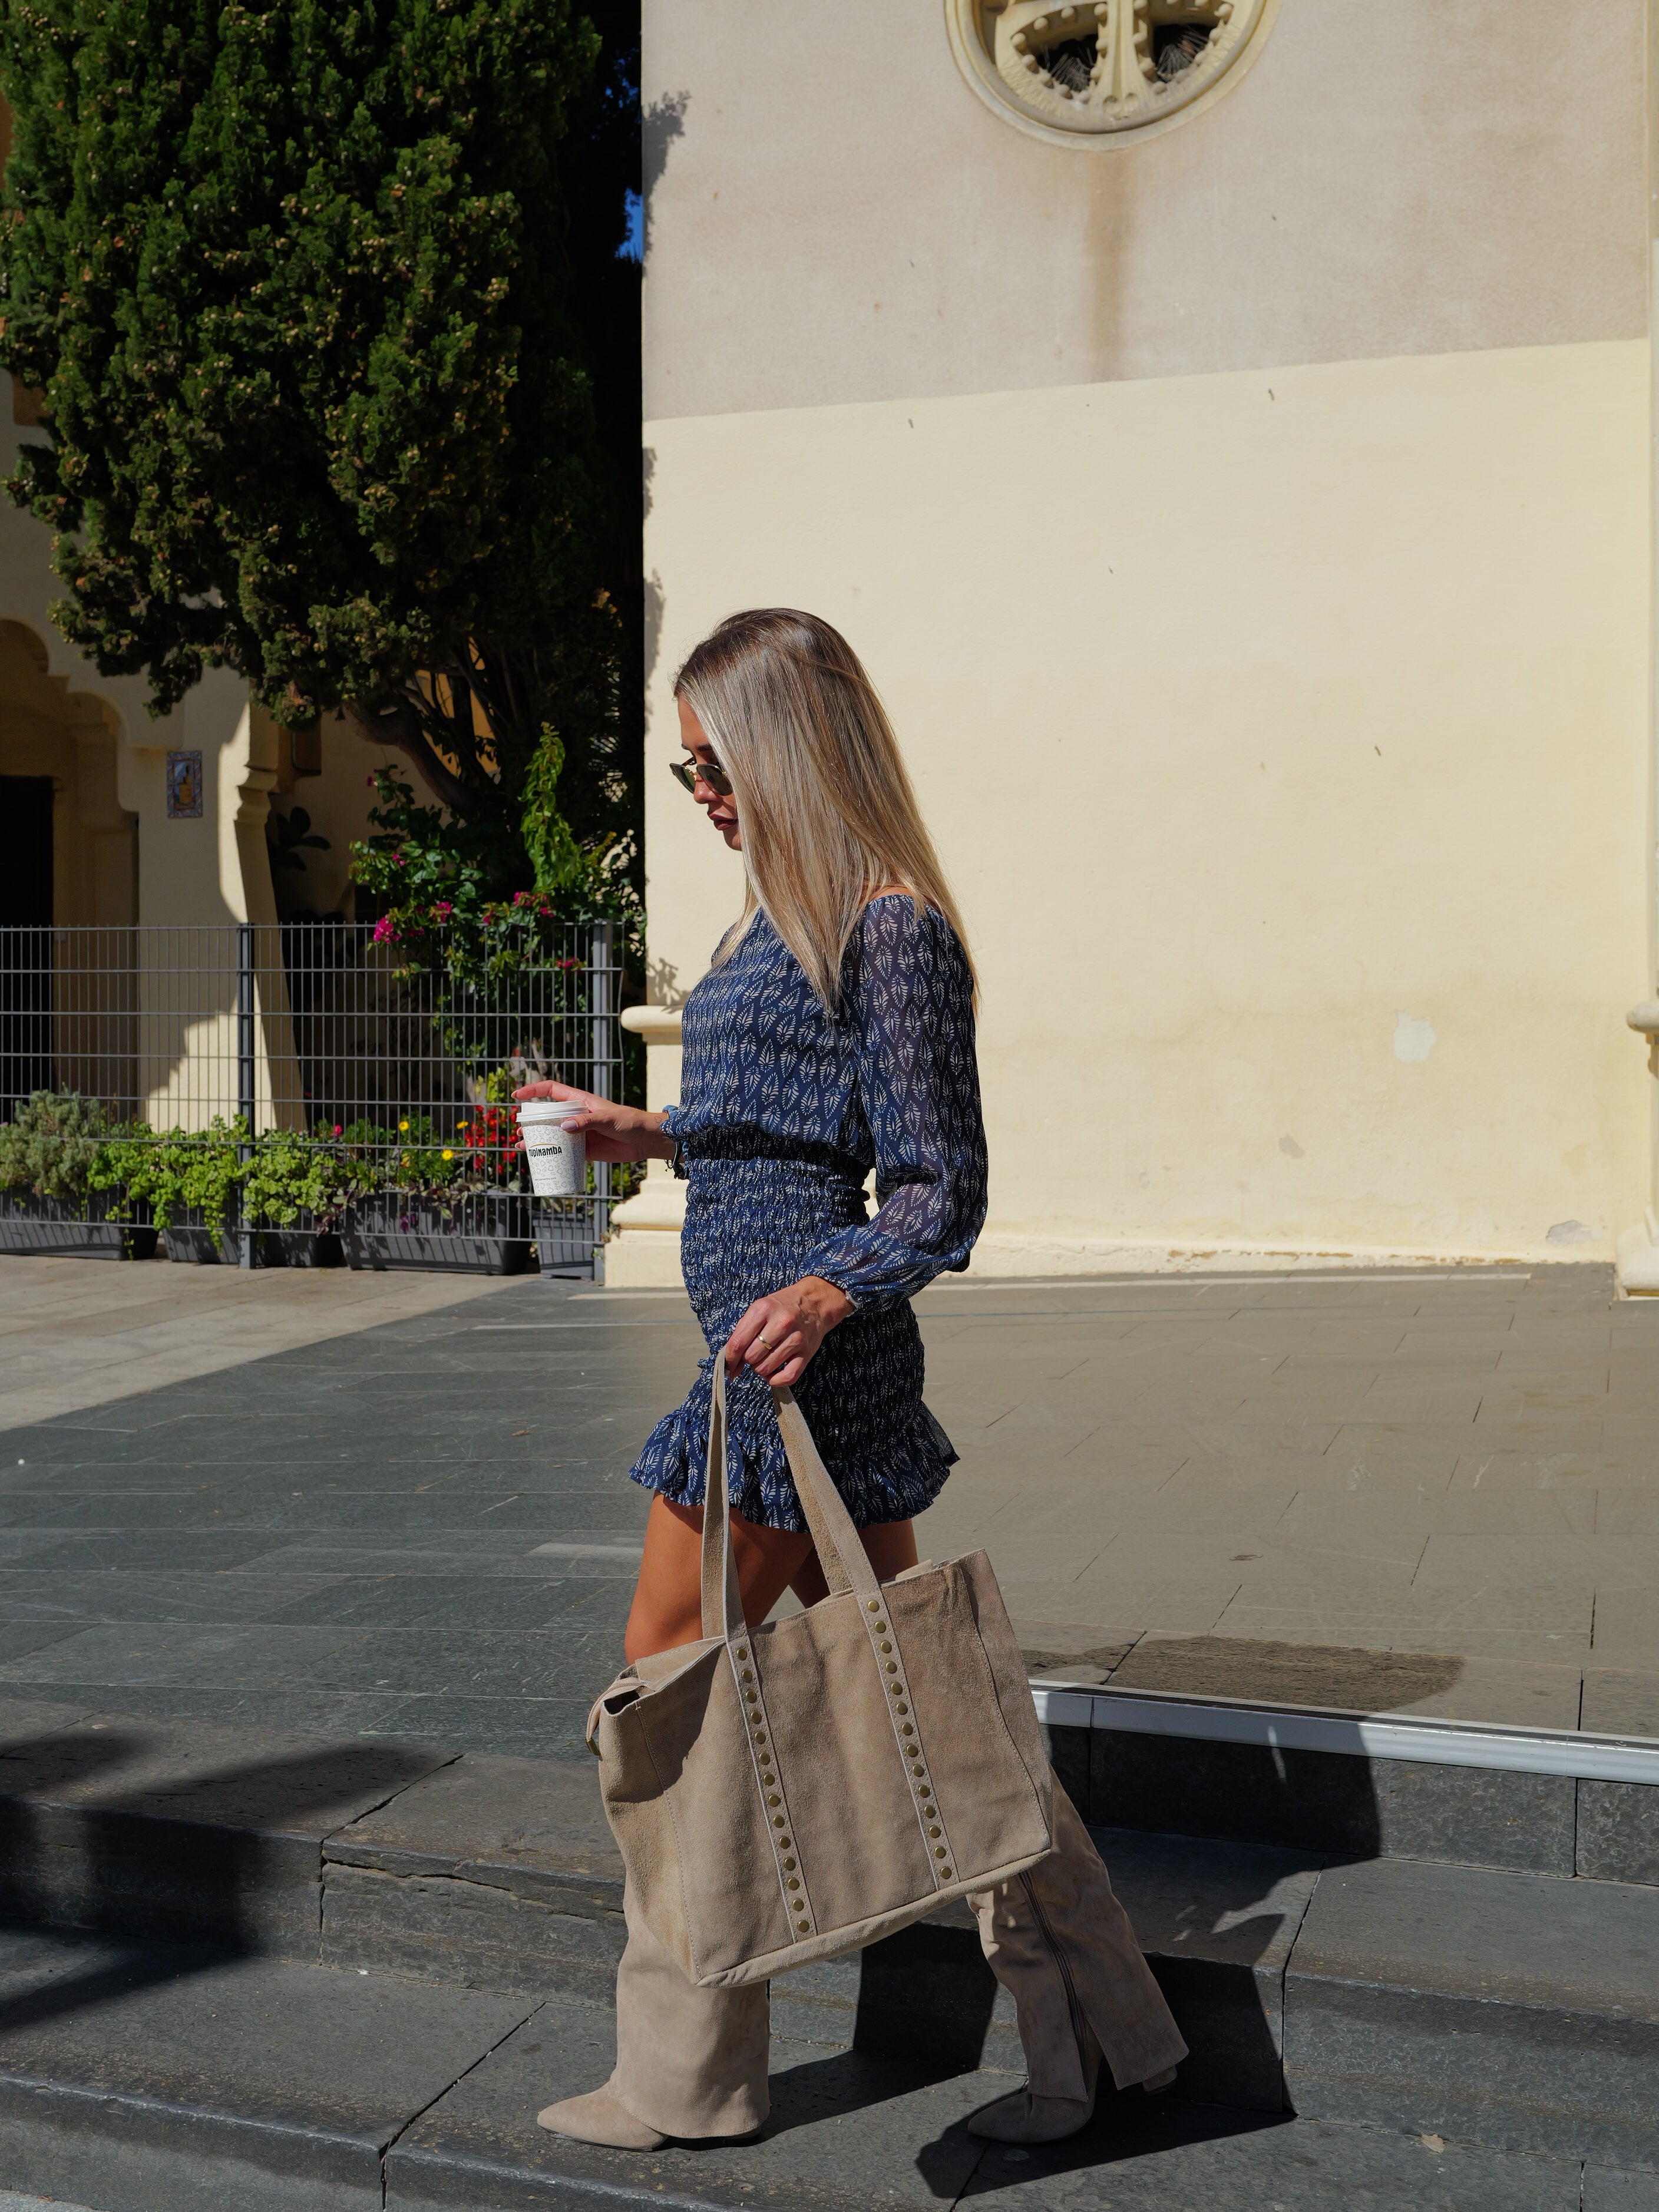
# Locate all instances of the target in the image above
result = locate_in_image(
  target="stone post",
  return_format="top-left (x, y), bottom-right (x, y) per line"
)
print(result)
top-left (603, 1004), bottom-right (686, 1288)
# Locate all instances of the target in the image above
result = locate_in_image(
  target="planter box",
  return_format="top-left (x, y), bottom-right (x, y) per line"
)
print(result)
top-left (535, 1202), bottom-right (602, 1280)
top-left (160, 1214), bottom-right (342, 1268)
top-left (274, 1228), bottom-right (345, 1268)
top-left (0, 1195), bottom-right (157, 1262)
top-left (160, 1222), bottom-right (230, 1265)
top-left (343, 1193), bottom-right (533, 1276)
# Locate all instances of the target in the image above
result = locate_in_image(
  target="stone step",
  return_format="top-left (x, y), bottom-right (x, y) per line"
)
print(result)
top-left (1037, 1683), bottom-right (1659, 1883)
top-left (0, 1920), bottom-right (1654, 2212)
top-left (1284, 1854), bottom-right (1659, 2171)
top-left (5, 1696), bottom-right (1659, 2164)
top-left (0, 1695), bottom-right (1313, 2114)
top-left (0, 1924), bottom-right (1651, 2212)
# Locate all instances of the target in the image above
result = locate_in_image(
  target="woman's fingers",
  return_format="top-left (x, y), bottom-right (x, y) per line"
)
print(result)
top-left (723, 1300), bottom-right (773, 1374)
top-left (747, 1328), bottom-right (804, 1379)
top-left (726, 1300), bottom-right (808, 1378)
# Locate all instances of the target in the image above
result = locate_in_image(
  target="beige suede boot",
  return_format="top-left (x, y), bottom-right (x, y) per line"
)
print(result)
top-left (540, 1870), bottom-right (771, 2145)
top-left (537, 2086), bottom-right (669, 2150)
top-left (967, 1783), bottom-right (1187, 2144)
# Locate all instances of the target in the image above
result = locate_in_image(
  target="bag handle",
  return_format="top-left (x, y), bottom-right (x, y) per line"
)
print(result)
top-left (698, 1362), bottom-right (882, 1641)
top-left (700, 1358), bottom-right (746, 1641)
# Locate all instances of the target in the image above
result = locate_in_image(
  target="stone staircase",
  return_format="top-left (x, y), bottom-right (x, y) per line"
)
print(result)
top-left (0, 1680), bottom-right (1655, 2210)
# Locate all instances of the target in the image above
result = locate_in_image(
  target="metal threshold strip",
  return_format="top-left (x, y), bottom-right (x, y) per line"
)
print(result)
top-left (1029, 1681), bottom-right (1659, 1787)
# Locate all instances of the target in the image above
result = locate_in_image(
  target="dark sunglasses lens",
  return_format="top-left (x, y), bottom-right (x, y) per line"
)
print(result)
top-left (670, 758), bottom-right (732, 797)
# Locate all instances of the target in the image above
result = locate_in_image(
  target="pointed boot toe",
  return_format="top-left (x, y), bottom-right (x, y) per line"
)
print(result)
top-left (966, 2087), bottom-right (1096, 2144)
top-left (536, 2087), bottom-right (669, 2150)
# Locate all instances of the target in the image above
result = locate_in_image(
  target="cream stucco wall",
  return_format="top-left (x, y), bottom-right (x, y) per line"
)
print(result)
top-left (632, 339), bottom-right (1650, 1274)
top-left (643, 0), bottom-right (1645, 419)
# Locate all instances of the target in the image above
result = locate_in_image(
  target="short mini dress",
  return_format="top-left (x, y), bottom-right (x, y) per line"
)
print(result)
top-left (627, 895), bottom-right (988, 1533)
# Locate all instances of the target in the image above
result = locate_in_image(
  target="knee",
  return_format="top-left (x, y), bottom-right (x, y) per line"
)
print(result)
top-left (624, 1596), bottom-right (698, 1666)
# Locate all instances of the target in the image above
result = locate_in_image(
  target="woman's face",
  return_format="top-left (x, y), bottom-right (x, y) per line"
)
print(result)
top-left (677, 695), bottom-right (741, 851)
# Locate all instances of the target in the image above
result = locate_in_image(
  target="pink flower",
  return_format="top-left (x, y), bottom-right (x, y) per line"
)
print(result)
top-left (434, 900), bottom-right (453, 920)
top-left (372, 916), bottom-right (400, 945)
top-left (333, 1124), bottom-right (343, 1136)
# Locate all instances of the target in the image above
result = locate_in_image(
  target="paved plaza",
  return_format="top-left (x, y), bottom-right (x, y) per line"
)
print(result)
top-left (0, 1254), bottom-right (1654, 1753)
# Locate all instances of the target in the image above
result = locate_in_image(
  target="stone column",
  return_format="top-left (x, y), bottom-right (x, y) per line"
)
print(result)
top-left (603, 1004), bottom-right (686, 1288)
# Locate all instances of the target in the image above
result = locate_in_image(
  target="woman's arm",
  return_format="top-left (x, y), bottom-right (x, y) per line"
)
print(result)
top-left (730, 901), bottom-right (988, 1384)
top-left (511, 1081), bottom-right (678, 1165)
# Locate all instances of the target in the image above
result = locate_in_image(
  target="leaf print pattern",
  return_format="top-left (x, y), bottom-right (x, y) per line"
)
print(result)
top-left (629, 896), bottom-right (989, 1532)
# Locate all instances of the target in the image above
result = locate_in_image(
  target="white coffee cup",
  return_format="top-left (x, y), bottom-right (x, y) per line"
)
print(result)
top-left (518, 1099), bottom-right (591, 1199)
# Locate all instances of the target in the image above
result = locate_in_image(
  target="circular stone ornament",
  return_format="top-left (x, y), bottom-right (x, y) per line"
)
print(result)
top-left (946, 0), bottom-right (1280, 148)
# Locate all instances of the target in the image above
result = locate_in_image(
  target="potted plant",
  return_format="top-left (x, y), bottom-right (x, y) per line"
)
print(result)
top-left (340, 1110), bottom-right (533, 1274)
top-left (239, 1129), bottom-right (349, 1266)
top-left (0, 1092), bottom-right (157, 1259)
top-left (93, 1118), bottom-right (262, 1264)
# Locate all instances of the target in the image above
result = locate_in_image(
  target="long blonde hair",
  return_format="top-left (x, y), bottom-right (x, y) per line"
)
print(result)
top-left (674, 609), bottom-right (973, 1011)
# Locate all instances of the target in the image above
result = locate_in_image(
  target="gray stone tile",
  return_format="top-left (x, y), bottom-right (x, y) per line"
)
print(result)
top-left (1586, 2163), bottom-right (1659, 2210)
top-left (1286, 1856), bottom-right (1659, 2164)
top-left (0, 1569), bottom-right (352, 1625)
top-left (1581, 1668), bottom-right (1659, 1735)
top-left (1589, 1588), bottom-right (1659, 1660)
top-left (389, 2009), bottom-right (991, 2211)
top-left (954, 2107), bottom-right (1582, 2210)
top-left (0, 1925), bottom-right (534, 2212)
top-left (0, 1623), bottom-right (87, 1667)
top-left (0, 1621), bottom-right (374, 1689)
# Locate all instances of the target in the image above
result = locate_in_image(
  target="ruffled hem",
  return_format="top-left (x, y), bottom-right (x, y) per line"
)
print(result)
top-left (627, 1357), bottom-right (958, 1534)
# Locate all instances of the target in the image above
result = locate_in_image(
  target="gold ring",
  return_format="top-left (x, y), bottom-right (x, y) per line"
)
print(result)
top-left (756, 1336), bottom-right (774, 1352)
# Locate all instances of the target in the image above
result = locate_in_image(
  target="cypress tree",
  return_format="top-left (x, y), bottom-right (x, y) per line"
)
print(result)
top-left (0, 0), bottom-right (635, 891)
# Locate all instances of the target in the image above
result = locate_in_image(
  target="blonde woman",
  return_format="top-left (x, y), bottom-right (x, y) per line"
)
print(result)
top-left (519, 610), bottom-right (1185, 2151)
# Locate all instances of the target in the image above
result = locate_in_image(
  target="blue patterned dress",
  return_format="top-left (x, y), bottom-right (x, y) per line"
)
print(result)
top-left (628, 895), bottom-right (988, 1532)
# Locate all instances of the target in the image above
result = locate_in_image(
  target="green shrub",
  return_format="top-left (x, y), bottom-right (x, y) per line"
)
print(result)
top-left (0, 1090), bottom-right (116, 1205)
top-left (241, 1131), bottom-right (351, 1232)
top-left (91, 1119), bottom-right (247, 1232)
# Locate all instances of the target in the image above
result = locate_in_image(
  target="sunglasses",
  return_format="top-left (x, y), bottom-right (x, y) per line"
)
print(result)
top-left (669, 755), bottom-right (734, 798)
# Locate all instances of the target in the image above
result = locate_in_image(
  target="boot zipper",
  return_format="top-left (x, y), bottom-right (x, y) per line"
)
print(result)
top-left (1019, 1873), bottom-right (1090, 2074)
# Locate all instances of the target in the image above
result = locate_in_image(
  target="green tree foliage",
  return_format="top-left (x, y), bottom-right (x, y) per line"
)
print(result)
top-left (0, 0), bottom-right (639, 902)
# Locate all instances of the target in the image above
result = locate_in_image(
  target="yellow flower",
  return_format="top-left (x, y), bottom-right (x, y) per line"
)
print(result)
top-left (399, 1119), bottom-right (409, 1132)
top-left (442, 1149), bottom-right (454, 1160)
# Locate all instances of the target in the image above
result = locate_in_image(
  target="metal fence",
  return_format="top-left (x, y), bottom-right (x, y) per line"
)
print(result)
top-left (0, 920), bottom-right (624, 1277)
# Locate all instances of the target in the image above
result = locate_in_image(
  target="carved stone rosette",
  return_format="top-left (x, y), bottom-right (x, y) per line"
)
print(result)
top-left (947, 0), bottom-right (1277, 146)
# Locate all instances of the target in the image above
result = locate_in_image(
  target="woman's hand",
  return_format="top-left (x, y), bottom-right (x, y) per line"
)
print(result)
top-left (511, 1082), bottom-right (676, 1165)
top-left (725, 1275), bottom-right (854, 1388)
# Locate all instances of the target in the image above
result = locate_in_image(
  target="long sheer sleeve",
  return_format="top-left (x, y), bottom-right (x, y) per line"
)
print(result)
top-left (801, 901), bottom-right (987, 1310)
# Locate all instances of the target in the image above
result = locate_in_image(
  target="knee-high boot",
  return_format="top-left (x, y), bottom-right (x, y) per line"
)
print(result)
top-left (538, 1871), bottom-right (772, 2147)
top-left (968, 1782), bottom-right (1187, 2143)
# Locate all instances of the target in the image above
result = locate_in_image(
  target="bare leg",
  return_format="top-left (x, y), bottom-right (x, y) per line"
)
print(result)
top-left (624, 1498), bottom-right (920, 1660)
top-left (788, 1516), bottom-right (917, 1609)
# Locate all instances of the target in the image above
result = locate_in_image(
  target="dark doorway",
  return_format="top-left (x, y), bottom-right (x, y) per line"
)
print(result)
top-left (0, 775), bottom-right (55, 1112)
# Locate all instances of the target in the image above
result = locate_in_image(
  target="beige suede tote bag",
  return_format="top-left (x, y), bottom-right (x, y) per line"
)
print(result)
top-left (586, 1362), bottom-right (1053, 1989)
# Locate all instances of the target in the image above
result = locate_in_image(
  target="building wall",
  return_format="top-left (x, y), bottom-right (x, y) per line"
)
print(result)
top-left (632, 0), bottom-right (1652, 1272)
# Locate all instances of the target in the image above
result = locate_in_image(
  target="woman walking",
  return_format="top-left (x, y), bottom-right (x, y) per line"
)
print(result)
top-left (518, 609), bottom-right (1185, 2150)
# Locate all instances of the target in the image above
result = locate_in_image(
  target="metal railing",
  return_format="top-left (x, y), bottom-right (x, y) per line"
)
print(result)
top-left (0, 920), bottom-right (624, 1277)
